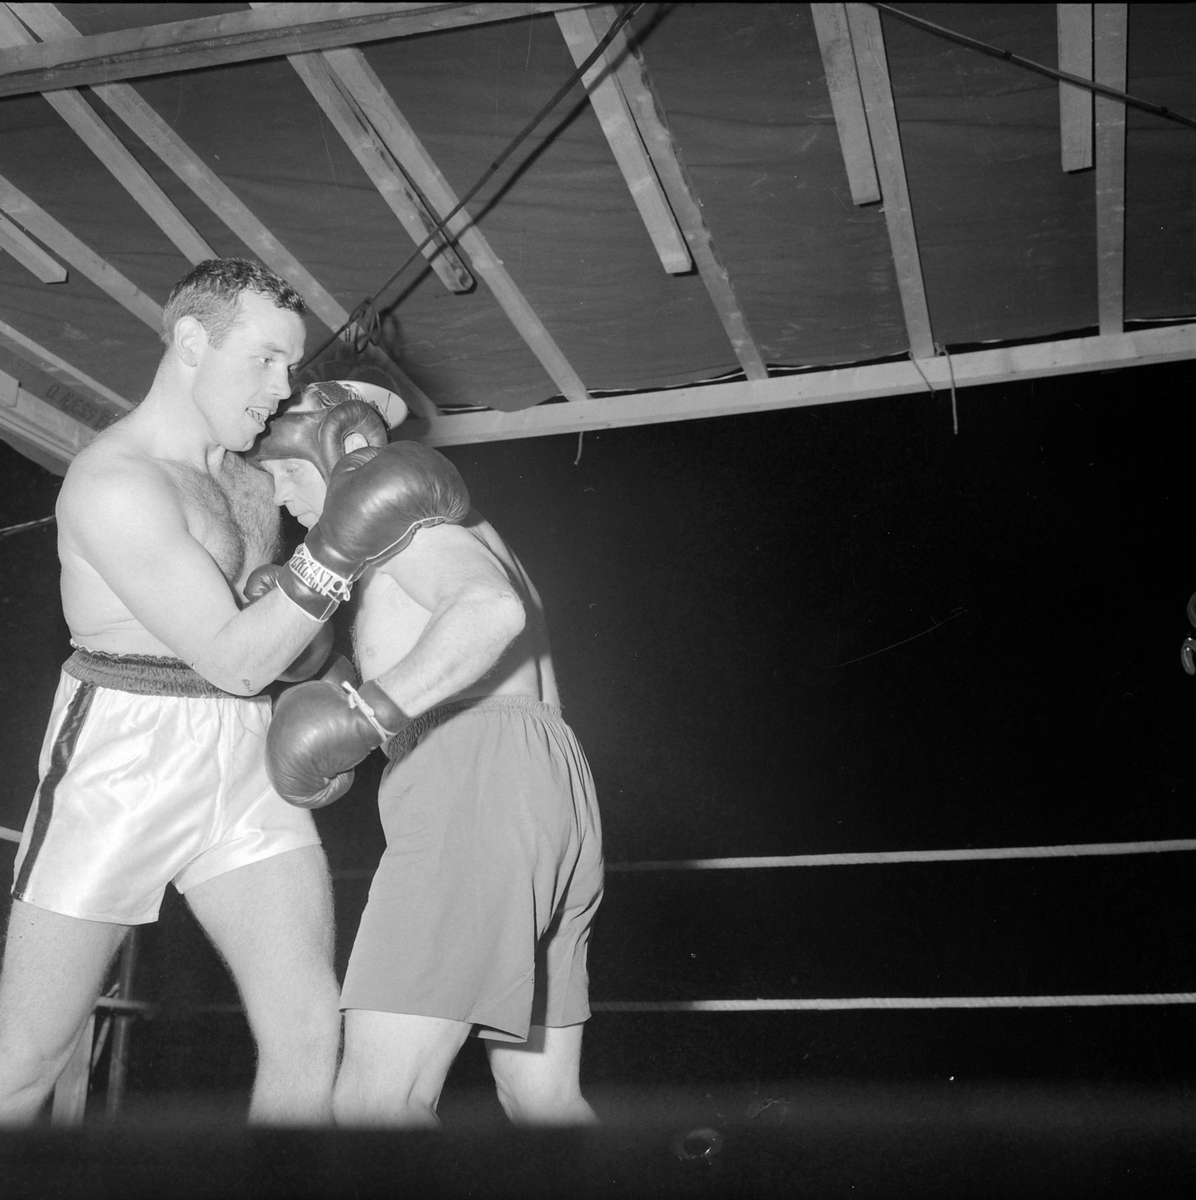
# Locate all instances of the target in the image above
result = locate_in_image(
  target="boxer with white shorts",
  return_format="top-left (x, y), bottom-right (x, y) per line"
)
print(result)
top-left (0, 260), bottom-right (409, 1126)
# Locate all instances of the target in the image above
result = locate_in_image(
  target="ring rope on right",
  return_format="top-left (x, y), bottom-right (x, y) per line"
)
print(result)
top-left (598, 836), bottom-right (1196, 1013)
top-left (604, 837), bottom-right (1196, 872)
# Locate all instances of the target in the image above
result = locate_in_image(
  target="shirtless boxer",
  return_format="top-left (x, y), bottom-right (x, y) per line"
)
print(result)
top-left (0, 259), bottom-right (399, 1125)
top-left (254, 391), bottom-right (604, 1128)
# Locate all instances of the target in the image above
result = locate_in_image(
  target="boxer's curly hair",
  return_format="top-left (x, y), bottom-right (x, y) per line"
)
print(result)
top-left (160, 258), bottom-right (306, 349)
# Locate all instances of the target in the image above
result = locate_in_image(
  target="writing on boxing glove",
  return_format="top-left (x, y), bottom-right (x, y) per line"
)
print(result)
top-left (303, 441), bottom-right (471, 581)
top-left (266, 676), bottom-right (410, 809)
top-left (244, 565), bottom-right (334, 679)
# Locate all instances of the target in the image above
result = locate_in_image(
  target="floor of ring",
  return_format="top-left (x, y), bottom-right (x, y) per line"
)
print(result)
top-left (6, 1081), bottom-right (1193, 1198)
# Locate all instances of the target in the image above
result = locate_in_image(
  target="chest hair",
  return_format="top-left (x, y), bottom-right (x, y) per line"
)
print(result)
top-left (172, 457), bottom-right (281, 587)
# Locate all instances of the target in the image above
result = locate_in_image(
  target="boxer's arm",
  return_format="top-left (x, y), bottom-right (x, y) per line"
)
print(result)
top-left (366, 523), bottom-right (525, 715)
top-left (61, 457), bottom-right (325, 694)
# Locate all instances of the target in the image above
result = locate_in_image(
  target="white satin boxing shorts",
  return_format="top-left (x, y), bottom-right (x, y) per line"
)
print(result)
top-left (10, 648), bottom-right (321, 925)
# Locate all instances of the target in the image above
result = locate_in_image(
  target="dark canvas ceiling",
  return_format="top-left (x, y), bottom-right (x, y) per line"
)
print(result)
top-left (0, 3), bottom-right (1193, 474)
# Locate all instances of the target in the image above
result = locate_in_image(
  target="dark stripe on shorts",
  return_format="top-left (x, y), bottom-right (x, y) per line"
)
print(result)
top-left (13, 681), bottom-right (96, 897)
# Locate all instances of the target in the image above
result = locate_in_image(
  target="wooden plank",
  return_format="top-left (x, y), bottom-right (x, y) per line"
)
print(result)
top-left (0, 212), bottom-right (66, 282)
top-left (0, 317), bottom-right (133, 415)
top-left (0, 366), bottom-right (96, 475)
top-left (323, 46), bottom-right (590, 403)
top-left (19, 0), bottom-right (349, 329)
top-left (553, 9), bottom-right (691, 274)
top-left (810, 3), bottom-right (881, 204)
top-left (416, 323), bottom-right (1196, 445)
top-left (1093, 3), bottom-right (1126, 336)
top-left (1057, 4), bottom-right (1094, 172)
top-left (0, 171), bottom-right (162, 330)
top-left (0, 3), bottom-right (587, 99)
top-left (0, 6), bottom-right (214, 264)
top-left (585, 6), bottom-right (768, 380)
top-left (280, 47), bottom-right (474, 294)
top-left (844, 3), bottom-right (934, 360)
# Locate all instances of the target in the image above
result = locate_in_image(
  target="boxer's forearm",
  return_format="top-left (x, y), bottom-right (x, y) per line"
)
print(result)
top-left (191, 590), bottom-right (330, 695)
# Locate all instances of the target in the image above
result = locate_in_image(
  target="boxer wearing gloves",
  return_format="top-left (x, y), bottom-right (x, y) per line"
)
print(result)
top-left (256, 390), bottom-right (604, 1129)
top-left (0, 260), bottom-right (347, 1126)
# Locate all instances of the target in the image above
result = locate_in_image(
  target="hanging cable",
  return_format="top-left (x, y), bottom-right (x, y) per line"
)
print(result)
top-left (869, 3), bottom-right (1196, 132)
top-left (301, 3), bottom-right (644, 371)
top-left (0, 515), bottom-right (54, 539)
top-left (935, 342), bottom-right (959, 435)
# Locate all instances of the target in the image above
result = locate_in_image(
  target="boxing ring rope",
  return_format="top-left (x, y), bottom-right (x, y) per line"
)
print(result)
top-left (593, 994), bottom-right (1196, 1013)
top-left (601, 837), bottom-right (1196, 872)
top-left (325, 834), bottom-right (1196, 1011)
top-left (3, 827), bottom-right (1194, 1022)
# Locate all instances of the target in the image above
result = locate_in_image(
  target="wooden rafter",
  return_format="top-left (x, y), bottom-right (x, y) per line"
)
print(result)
top-left (0, 315), bottom-right (132, 425)
top-left (0, 5), bottom-right (214, 264)
top-left (0, 3), bottom-right (587, 99)
top-left (0, 365), bottom-right (96, 473)
top-left (1093, 3), bottom-right (1126, 336)
top-left (553, 8), bottom-right (691, 274)
top-left (13, 4), bottom-right (441, 425)
top-left (418, 324), bottom-right (1196, 446)
top-left (810, 3), bottom-right (881, 205)
top-left (20, 2), bottom-right (336, 325)
top-left (322, 46), bottom-right (591, 403)
top-left (0, 211), bottom-right (65, 282)
top-left (1057, 4), bottom-right (1094, 172)
top-left (279, 48), bottom-right (474, 295)
top-left (0, 170), bottom-right (161, 329)
top-left (585, 6), bottom-right (767, 381)
top-left (844, 3), bottom-right (933, 360)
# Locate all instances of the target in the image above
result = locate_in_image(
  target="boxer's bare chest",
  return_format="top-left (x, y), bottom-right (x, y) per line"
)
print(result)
top-left (172, 457), bottom-right (279, 591)
top-left (352, 568), bottom-right (429, 680)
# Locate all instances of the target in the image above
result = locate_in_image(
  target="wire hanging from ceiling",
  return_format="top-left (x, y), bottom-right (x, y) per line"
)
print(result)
top-left (870, 2), bottom-right (1196, 132)
top-left (300, 3), bottom-right (644, 372)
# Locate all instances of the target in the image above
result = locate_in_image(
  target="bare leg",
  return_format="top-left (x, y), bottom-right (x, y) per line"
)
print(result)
top-left (334, 1009), bottom-right (472, 1128)
top-left (486, 1024), bottom-right (598, 1126)
top-left (184, 846), bottom-right (339, 1125)
top-left (0, 899), bottom-right (128, 1126)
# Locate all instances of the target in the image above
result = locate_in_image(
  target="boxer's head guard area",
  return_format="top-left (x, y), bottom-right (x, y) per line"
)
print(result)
top-left (251, 380), bottom-right (393, 481)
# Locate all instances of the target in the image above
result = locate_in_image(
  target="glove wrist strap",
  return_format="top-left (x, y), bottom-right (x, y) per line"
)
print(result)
top-left (343, 679), bottom-right (410, 742)
top-left (288, 543), bottom-right (354, 604)
top-left (275, 567), bottom-right (339, 622)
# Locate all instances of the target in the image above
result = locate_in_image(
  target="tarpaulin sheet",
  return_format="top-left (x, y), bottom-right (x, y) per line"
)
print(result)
top-left (0, 3), bottom-right (1192, 425)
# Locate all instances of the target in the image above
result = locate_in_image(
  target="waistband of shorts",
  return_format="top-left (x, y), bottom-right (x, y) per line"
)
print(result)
top-left (63, 646), bottom-right (240, 699)
top-left (384, 694), bottom-right (563, 760)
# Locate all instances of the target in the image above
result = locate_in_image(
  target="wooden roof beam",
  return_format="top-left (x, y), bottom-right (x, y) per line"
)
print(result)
top-left (811, 3), bottom-right (881, 205)
top-left (553, 8), bottom-right (691, 274)
top-left (0, 211), bottom-right (65, 282)
top-left (0, 315), bottom-right (132, 424)
top-left (0, 5), bottom-right (215, 264)
top-left (0, 171), bottom-right (162, 330)
top-left (585, 6), bottom-right (768, 381)
top-left (844, 3), bottom-right (934, 360)
top-left (416, 323), bottom-right (1196, 445)
top-left (0, 3), bottom-right (588, 99)
top-left (322, 46), bottom-right (590, 403)
top-left (1094, 3), bottom-right (1126, 336)
top-left (14, 4), bottom-right (441, 426)
top-left (1057, 4), bottom-right (1094, 172)
top-left (0, 365), bottom-right (96, 474)
top-left (279, 47), bottom-right (474, 295)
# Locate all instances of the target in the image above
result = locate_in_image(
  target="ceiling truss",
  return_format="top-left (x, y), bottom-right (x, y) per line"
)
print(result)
top-left (0, 2), bottom-right (1190, 473)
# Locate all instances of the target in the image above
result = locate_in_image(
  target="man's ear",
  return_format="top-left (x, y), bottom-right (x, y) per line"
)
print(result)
top-left (343, 432), bottom-right (369, 455)
top-left (173, 315), bottom-right (207, 368)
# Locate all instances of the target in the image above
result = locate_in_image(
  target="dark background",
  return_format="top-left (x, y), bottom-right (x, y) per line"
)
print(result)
top-left (1, 360), bottom-right (1194, 1106)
